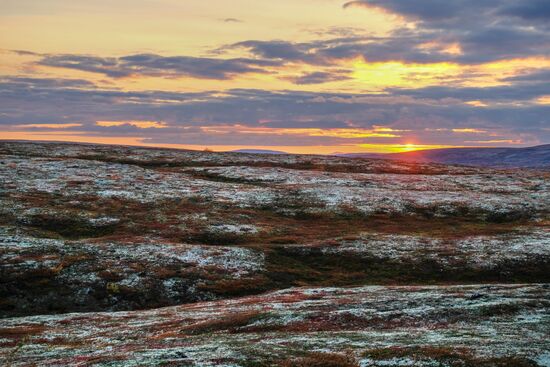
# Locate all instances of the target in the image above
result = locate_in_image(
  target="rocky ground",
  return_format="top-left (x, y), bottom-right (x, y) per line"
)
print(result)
top-left (0, 141), bottom-right (549, 366)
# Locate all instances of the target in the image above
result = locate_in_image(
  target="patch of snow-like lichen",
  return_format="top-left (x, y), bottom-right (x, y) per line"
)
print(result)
top-left (0, 284), bottom-right (548, 366)
top-left (319, 229), bottom-right (550, 267)
top-left (1, 142), bottom-right (548, 220)
top-left (0, 232), bottom-right (264, 316)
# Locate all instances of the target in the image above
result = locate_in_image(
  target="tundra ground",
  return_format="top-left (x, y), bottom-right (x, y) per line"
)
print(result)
top-left (0, 141), bottom-right (548, 366)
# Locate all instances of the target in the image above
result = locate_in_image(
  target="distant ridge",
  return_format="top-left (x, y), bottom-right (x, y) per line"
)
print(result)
top-left (340, 145), bottom-right (550, 168)
top-left (229, 149), bottom-right (288, 155)
top-left (4, 139), bottom-right (547, 168)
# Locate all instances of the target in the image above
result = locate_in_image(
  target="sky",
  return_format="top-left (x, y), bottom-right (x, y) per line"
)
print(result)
top-left (0, 0), bottom-right (549, 154)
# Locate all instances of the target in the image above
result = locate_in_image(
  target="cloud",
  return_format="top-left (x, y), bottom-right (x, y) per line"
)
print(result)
top-left (3, 1), bottom-right (548, 149)
top-left (0, 77), bottom-right (548, 147)
top-left (389, 82), bottom-right (550, 102)
top-left (14, 123), bottom-right (83, 129)
top-left (503, 70), bottom-right (550, 83)
top-left (342, 1), bottom-right (496, 21)
top-left (452, 128), bottom-right (487, 134)
top-left (0, 76), bottom-right (96, 88)
top-left (227, 36), bottom-right (440, 65)
top-left (200, 125), bottom-right (401, 138)
top-left (230, 40), bottom-right (320, 63)
top-left (37, 53), bottom-right (283, 80)
top-left (96, 120), bottom-right (167, 129)
top-left (224, 29), bottom-right (547, 68)
top-left (222, 18), bottom-right (243, 23)
top-left (25, 3), bottom-right (550, 87)
top-left (339, 0), bottom-right (550, 64)
top-left (10, 50), bottom-right (43, 56)
top-left (498, 0), bottom-right (550, 21)
top-left (284, 71), bottom-right (351, 85)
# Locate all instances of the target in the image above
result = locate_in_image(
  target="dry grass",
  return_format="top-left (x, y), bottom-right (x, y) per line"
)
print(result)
top-left (363, 347), bottom-right (539, 367)
top-left (6, 187), bottom-right (540, 249)
top-left (0, 325), bottom-right (46, 338)
top-left (198, 276), bottom-right (270, 297)
top-left (279, 352), bottom-right (359, 367)
top-left (181, 311), bottom-right (264, 335)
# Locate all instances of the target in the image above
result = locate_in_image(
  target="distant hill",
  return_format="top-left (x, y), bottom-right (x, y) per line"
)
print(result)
top-left (230, 149), bottom-right (288, 155)
top-left (341, 145), bottom-right (550, 168)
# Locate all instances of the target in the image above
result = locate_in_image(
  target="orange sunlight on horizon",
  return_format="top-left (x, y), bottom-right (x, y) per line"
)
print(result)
top-left (0, 131), bottom-right (460, 155)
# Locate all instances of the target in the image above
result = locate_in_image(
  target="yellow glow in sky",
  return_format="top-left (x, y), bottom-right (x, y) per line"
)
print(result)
top-left (360, 143), bottom-right (455, 153)
top-left (0, 131), bottom-right (454, 155)
top-left (0, 0), bottom-right (396, 55)
top-left (352, 60), bottom-right (460, 89)
top-left (200, 125), bottom-right (402, 139)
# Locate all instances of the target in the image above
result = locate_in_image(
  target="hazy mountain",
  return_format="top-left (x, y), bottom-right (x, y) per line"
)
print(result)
top-left (340, 145), bottom-right (550, 168)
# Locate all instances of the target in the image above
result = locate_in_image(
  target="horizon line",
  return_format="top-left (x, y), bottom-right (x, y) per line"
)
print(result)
top-left (0, 138), bottom-right (546, 156)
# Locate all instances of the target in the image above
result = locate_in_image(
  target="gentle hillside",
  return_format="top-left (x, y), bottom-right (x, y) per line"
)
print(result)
top-left (341, 144), bottom-right (550, 168)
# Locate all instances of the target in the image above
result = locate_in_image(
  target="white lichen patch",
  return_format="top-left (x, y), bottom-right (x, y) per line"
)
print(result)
top-left (1, 142), bottom-right (548, 219)
top-left (208, 224), bottom-right (260, 234)
top-left (0, 285), bottom-right (548, 366)
top-left (0, 232), bottom-right (265, 317)
top-left (318, 229), bottom-right (550, 267)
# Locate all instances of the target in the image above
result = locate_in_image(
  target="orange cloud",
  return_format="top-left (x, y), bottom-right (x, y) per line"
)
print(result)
top-left (96, 121), bottom-right (167, 129)
top-left (452, 128), bottom-right (487, 134)
top-left (418, 41), bottom-right (463, 56)
top-left (464, 139), bottom-right (522, 144)
top-left (535, 95), bottom-right (550, 105)
top-left (200, 125), bottom-right (402, 138)
top-left (15, 123), bottom-right (82, 129)
top-left (465, 100), bottom-right (488, 107)
top-left (424, 128), bottom-right (449, 132)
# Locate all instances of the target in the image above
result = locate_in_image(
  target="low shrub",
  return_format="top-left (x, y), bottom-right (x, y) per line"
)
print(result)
top-left (181, 311), bottom-right (264, 335)
top-left (363, 347), bottom-right (538, 367)
top-left (279, 352), bottom-right (359, 367)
